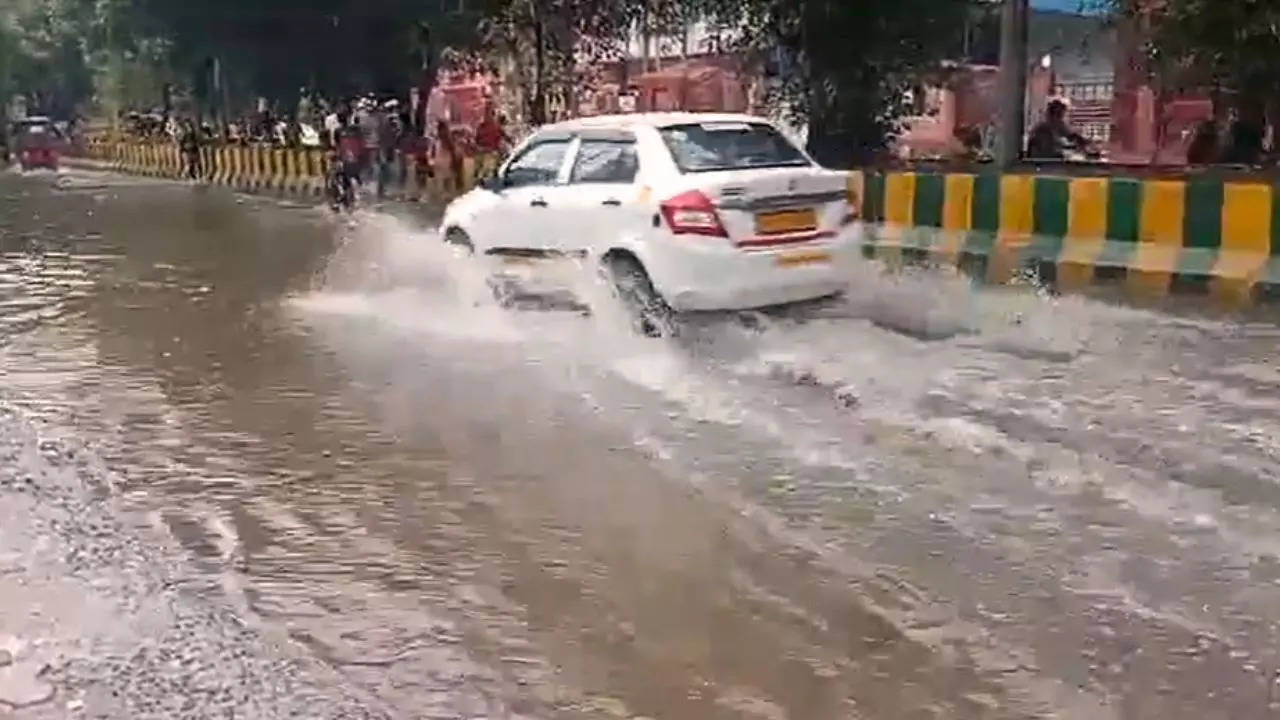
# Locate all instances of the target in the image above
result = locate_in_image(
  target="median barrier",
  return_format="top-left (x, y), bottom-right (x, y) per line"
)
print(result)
top-left (856, 168), bottom-right (1280, 306)
top-left (283, 149), bottom-right (300, 194)
top-left (249, 146), bottom-right (265, 190)
top-left (68, 140), bottom-right (486, 208)
top-left (70, 141), bottom-right (328, 198)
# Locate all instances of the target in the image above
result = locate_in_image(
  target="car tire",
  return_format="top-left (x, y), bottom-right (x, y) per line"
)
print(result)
top-left (446, 228), bottom-right (513, 307)
top-left (443, 227), bottom-right (475, 255)
top-left (605, 254), bottom-right (676, 338)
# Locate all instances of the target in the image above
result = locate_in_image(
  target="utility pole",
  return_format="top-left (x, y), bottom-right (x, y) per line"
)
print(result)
top-left (996, 0), bottom-right (1029, 167)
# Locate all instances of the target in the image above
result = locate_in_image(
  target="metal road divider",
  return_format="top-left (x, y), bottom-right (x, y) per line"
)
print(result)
top-left (855, 169), bottom-right (1280, 306)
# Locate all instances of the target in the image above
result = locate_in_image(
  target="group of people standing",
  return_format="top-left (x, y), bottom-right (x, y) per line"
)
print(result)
top-left (324, 95), bottom-right (411, 199)
top-left (323, 91), bottom-right (511, 201)
top-left (163, 88), bottom-right (512, 201)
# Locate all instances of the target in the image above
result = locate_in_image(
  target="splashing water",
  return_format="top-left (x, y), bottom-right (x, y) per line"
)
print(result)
top-left (285, 214), bottom-right (1148, 408)
top-left (290, 212), bottom-right (524, 342)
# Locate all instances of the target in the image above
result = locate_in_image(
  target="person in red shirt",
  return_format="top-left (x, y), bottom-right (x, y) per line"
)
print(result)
top-left (475, 104), bottom-right (506, 152)
top-left (474, 103), bottom-right (509, 180)
top-left (326, 118), bottom-right (365, 210)
top-left (338, 122), bottom-right (365, 173)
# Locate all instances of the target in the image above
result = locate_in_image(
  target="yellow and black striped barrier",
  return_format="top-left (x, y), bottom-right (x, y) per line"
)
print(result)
top-left (76, 140), bottom-right (331, 197)
top-left (70, 140), bottom-right (494, 210)
top-left (855, 169), bottom-right (1280, 305)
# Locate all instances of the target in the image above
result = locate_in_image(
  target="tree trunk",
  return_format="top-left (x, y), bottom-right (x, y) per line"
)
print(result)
top-left (531, 5), bottom-right (546, 125)
top-left (681, 10), bottom-right (690, 59)
top-left (414, 23), bottom-right (435, 138)
top-left (801, 0), bottom-right (829, 164)
top-left (1149, 83), bottom-right (1165, 166)
top-left (641, 0), bottom-right (650, 75)
top-left (620, 40), bottom-right (630, 108)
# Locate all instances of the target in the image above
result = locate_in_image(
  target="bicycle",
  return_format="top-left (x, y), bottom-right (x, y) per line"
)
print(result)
top-left (325, 151), bottom-right (358, 213)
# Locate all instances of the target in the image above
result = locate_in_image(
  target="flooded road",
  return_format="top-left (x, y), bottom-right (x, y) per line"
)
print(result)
top-left (2, 169), bottom-right (1280, 719)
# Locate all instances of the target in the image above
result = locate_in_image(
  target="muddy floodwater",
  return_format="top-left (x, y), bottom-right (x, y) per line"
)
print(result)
top-left (2, 169), bottom-right (1280, 719)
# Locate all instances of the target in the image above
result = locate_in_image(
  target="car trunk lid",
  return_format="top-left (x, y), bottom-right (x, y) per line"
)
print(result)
top-left (692, 168), bottom-right (849, 249)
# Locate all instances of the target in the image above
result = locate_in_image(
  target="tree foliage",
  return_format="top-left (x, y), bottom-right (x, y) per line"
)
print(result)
top-left (480, 0), bottom-right (643, 125)
top-left (3, 0), bottom-right (492, 119)
top-left (1, 0), bottom-right (113, 118)
top-left (4, 0), bottom-right (978, 162)
top-left (693, 0), bottom-right (974, 165)
top-left (1100, 0), bottom-right (1280, 106)
top-left (134, 0), bottom-right (487, 109)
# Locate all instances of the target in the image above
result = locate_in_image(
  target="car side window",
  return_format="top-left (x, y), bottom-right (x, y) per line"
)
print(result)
top-left (570, 140), bottom-right (639, 184)
top-left (504, 141), bottom-right (569, 188)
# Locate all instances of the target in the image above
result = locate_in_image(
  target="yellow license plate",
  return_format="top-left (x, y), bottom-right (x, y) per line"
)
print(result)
top-left (755, 208), bottom-right (818, 235)
top-left (776, 250), bottom-right (832, 267)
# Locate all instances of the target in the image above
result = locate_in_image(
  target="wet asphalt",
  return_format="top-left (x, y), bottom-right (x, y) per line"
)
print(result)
top-left (2, 169), bottom-right (1280, 719)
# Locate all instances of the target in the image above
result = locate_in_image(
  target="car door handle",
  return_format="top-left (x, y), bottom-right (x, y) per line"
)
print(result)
top-left (530, 197), bottom-right (548, 208)
top-left (601, 198), bottom-right (622, 207)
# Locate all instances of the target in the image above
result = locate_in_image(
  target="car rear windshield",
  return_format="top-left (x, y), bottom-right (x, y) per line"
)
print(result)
top-left (659, 122), bottom-right (810, 173)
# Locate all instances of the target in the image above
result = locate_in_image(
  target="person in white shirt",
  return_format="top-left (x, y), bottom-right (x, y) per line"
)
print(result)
top-left (323, 109), bottom-right (342, 148)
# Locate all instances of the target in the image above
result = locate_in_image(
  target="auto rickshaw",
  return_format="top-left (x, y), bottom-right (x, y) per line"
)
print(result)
top-left (10, 117), bottom-right (63, 171)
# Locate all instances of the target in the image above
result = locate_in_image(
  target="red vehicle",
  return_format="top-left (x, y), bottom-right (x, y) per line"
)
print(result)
top-left (11, 117), bottom-right (62, 171)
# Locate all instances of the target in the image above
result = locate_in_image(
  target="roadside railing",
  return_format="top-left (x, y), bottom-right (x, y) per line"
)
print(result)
top-left (73, 136), bottom-right (497, 205)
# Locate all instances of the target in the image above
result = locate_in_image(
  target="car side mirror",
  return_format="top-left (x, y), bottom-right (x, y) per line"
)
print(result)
top-left (480, 174), bottom-right (504, 192)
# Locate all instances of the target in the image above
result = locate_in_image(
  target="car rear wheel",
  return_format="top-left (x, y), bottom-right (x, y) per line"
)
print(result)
top-left (443, 227), bottom-right (474, 255)
top-left (446, 228), bottom-right (515, 307)
top-left (605, 254), bottom-right (676, 337)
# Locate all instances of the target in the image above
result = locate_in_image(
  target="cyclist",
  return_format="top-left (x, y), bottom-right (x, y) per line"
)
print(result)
top-left (327, 118), bottom-right (365, 212)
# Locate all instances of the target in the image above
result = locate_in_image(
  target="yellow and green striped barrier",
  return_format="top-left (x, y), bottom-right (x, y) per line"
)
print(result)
top-left (855, 169), bottom-right (1280, 306)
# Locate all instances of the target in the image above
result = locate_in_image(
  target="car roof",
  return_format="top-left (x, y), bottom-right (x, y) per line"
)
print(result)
top-left (539, 112), bottom-right (775, 134)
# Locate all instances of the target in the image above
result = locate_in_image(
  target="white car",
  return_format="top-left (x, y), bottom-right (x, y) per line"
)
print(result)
top-left (440, 112), bottom-right (863, 331)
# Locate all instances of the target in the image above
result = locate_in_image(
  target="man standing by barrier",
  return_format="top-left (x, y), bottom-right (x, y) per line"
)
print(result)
top-left (353, 97), bottom-right (378, 185)
top-left (374, 100), bottom-right (399, 199)
top-left (323, 102), bottom-right (344, 148)
top-left (179, 119), bottom-right (201, 179)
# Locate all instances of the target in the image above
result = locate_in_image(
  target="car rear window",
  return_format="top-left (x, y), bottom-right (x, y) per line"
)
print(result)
top-left (659, 122), bottom-right (810, 173)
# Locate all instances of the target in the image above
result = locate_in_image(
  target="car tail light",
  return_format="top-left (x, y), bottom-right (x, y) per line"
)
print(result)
top-left (660, 190), bottom-right (728, 238)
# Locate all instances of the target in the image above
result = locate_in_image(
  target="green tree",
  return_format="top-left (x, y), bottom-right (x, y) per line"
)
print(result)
top-left (1, 0), bottom-right (96, 118)
top-left (0, 0), bottom-right (158, 120)
top-left (134, 0), bottom-right (488, 112)
top-left (693, 0), bottom-right (974, 165)
top-left (1099, 0), bottom-right (1280, 100)
top-left (1090, 0), bottom-right (1280, 160)
top-left (480, 0), bottom-right (643, 125)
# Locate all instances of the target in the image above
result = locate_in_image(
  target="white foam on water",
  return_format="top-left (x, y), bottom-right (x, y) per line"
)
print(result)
top-left (286, 215), bottom-right (1159, 469)
top-left (284, 213), bottom-right (1279, 524)
top-left (840, 261), bottom-right (979, 339)
top-left (286, 213), bottom-right (523, 343)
